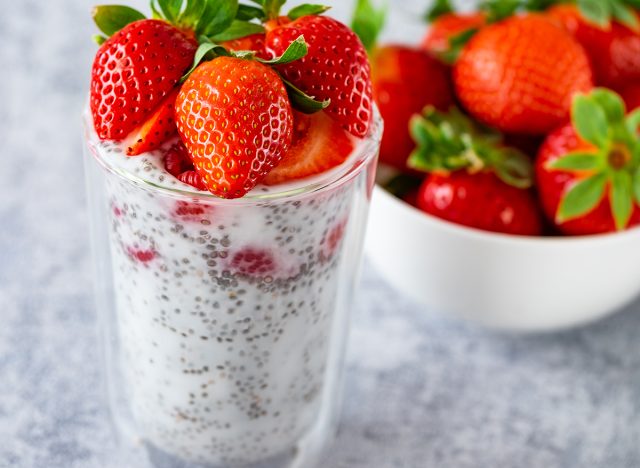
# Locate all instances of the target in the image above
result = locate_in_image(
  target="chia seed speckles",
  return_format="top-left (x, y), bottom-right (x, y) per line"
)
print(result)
top-left (97, 146), bottom-right (361, 466)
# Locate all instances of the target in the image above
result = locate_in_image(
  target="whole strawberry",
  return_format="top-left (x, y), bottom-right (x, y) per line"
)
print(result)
top-left (408, 107), bottom-right (542, 236)
top-left (91, 18), bottom-right (196, 141)
top-left (454, 15), bottom-right (593, 135)
top-left (547, 3), bottom-right (640, 90)
top-left (265, 14), bottom-right (373, 137)
top-left (536, 88), bottom-right (640, 235)
top-left (175, 56), bottom-right (293, 198)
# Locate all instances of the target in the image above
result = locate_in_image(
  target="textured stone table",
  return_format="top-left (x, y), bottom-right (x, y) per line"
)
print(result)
top-left (2, 1), bottom-right (640, 467)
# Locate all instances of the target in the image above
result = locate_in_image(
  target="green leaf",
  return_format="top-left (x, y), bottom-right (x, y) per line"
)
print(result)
top-left (237, 4), bottom-right (265, 20)
top-left (610, 170), bottom-right (634, 229)
top-left (180, 0), bottom-right (207, 27)
top-left (288, 4), bottom-right (330, 20)
top-left (351, 0), bottom-right (387, 52)
top-left (572, 94), bottom-right (610, 147)
top-left (258, 35), bottom-right (307, 65)
top-left (92, 5), bottom-right (145, 36)
top-left (610, 0), bottom-right (640, 31)
top-left (154, 0), bottom-right (183, 22)
top-left (626, 108), bottom-right (640, 134)
top-left (197, 0), bottom-right (238, 37)
top-left (92, 34), bottom-right (108, 45)
top-left (591, 88), bottom-right (626, 122)
top-left (557, 172), bottom-right (608, 222)
top-left (263, 0), bottom-right (286, 19)
top-left (438, 27), bottom-right (478, 64)
top-left (481, 0), bottom-right (521, 22)
top-left (425, 0), bottom-right (453, 22)
top-left (281, 76), bottom-right (330, 114)
top-left (180, 43), bottom-right (231, 82)
top-left (491, 147), bottom-right (533, 189)
top-left (209, 20), bottom-right (265, 41)
top-left (549, 152), bottom-right (603, 171)
top-left (576, 0), bottom-right (611, 28)
top-left (634, 167), bottom-right (640, 205)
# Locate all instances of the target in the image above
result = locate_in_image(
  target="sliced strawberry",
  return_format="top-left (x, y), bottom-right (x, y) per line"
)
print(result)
top-left (229, 247), bottom-right (277, 276)
top-left (126, 246), bottom-right (156, 263)
top-left (163, 142), bottom-right (207, 191)
top-left (264, 111), bottom-right (354, 185)
top-left (125, 88), bottom-right (180, 156)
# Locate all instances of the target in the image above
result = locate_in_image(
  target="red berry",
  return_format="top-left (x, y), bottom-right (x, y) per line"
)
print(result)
top-left (421, 12), bottom-right (487, 56)
top-left (263, 110), bottom-right (353, 185)
top-left (126, 246), bottom-right (156, 263)
top-left (371, 45), bottom-right (453, 170)
top-left (175, 57), bottom-right (293, 198)
top-left (125, 88), bottom-right (179, 156)
top-left (90, 19), bottom-right (196, 140)
top-left (265, 15), bottom-right (373, 138)
top-left (536, 124), bottom-right (640, 235)
top-left (454, 15), bottom-right (593, 134)
top-left (620, 83), bottom-right (640, 110)
top-left (229, 247), bottom-right (277, 276)
top-left (417, 171), bottom-right (542, 236)
top-left (547, 5), bottom-right (640, 90)
top-left (163, 142), bottom-right (206, 190)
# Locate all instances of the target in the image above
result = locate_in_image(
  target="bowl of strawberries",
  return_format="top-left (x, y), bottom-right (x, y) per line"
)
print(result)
top-left (360, 0), bottom-right (640, 331)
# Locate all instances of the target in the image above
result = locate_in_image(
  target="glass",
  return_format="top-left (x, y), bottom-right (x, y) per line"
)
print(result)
top-left (84, 111), bottom-right (382, 468)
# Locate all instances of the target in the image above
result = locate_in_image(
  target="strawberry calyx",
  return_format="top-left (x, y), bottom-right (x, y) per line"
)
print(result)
top-left (557, 0), bottom-right (640, 31)
top-left (239, 0), bottom-right (330, 22)
top-left (350, 0), bottom-right (387, 53)
top-left (408, 106), bottom-right (534, 189)
top-left (183, 35), bottom-right (330, 114)
top-left (547, 88), bottom-right (640, 230)
top-left (92, 0), bottom-right (262, 46)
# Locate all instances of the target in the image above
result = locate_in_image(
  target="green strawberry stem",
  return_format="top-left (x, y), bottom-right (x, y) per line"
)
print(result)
top-left (350, 0), bottom-right (387, 53)
top-left (573, 0), bottom-right (640, 31)
top-left (549, 88), bottom-right (640, 230)
top-left (238, 0), bottom-right (330, 22)
top-left (408, 106), bottom-right (534, 189)
top-left (182, 35), bottom-right (329, 113)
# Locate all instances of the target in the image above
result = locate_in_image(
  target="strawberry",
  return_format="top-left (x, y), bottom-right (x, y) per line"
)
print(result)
top-left (418, 172), bottom-right (542, 235)
top-left (126, 246), bottom-right (157, 264)
top-left (371, 45), bottom-right (453, 170)
top-left (90, 19), bottom-right (196, 140)
top-left (422, 12), bottom-right (487, 59)
top-left (163, 142), bottom-right (207, 191)
top-left (536, 88), bottom-right (640, 235)
top-left (125, 88), bottom-right (179, 156)
top-left (408, 106), bottom-right (542, 236)
top-left (265, 15), bottom-right (373, 137)
top-left (547, 4), bottom-right (640, 90)
top-left (175, 56), bottom-right (293, 198)
top-left (229, 247), bottom-right (277, 277)
top-left (263, 110), bottom-right (353, 185)
top-left (620, 84), bottom-right (640, 110)
top-left (453, 15), bottom-right (593, 135)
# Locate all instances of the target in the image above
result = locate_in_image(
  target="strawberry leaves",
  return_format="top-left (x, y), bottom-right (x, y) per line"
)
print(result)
top-left (351, 0), bottom-right (387, 52)
top-left (92, 5), bottom-right (145, 38)
top-left (408, 106), bottom-right (534, 189)
top-left (575, 0), bottom-right (640, 31)
top-left (550, 88), bottom-right (640, 230)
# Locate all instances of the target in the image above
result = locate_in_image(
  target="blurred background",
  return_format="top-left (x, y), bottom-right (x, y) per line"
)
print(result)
top-left (2, 1), bottom-right (640, 467)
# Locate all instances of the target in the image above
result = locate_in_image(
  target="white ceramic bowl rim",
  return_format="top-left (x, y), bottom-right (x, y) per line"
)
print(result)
top-left (376, 186), bottom-right (640, 248)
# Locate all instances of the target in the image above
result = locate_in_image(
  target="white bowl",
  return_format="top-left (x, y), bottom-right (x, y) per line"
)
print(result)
top-left (365, 185), bottom-right (640, 332)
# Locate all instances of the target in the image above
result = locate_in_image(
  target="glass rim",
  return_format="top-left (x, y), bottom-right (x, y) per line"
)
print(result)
top-left (84, 106), bottom-right (382, 206)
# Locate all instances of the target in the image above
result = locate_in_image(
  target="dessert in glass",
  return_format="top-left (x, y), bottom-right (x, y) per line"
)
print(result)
top-left (84, 1), bottom-right (381, 466)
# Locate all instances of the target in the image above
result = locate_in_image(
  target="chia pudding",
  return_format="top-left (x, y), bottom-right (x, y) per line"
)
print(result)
top-left (85, 116), bottom-right (379, 466)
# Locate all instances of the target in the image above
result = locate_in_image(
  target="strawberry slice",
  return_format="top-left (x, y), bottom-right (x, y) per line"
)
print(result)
top-left (125, 88), bottom-right (180, 156)
top-left (263, 111), bottom-right (354, 185)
